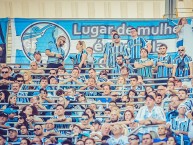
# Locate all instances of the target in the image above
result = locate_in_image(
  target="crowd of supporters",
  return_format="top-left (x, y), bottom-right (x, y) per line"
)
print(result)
top-left (1, 17), bottom-right (193, 145)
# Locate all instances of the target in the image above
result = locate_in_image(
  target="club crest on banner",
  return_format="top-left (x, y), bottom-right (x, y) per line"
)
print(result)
top-left (21, 22), bottom-right (70, 61)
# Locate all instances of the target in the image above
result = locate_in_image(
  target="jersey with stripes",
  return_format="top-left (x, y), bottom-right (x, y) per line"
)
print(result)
top-left (174, 55), bottom-right (192, 77)
top-left (127, 37), bottom-right (147, 59)
top-left (74, 50), bottom-right (87, 65)
top-left (156, 54), bottom-right (172, 78)
top-left (135, 58), bottom-right (153, 78)
top-left (104, 42), bottom-right (129, 67)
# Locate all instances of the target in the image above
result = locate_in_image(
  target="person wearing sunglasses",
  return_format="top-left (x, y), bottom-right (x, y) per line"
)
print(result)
top-left (127, 134), bottom-right (140, 145)
top-left (172, 46), bottom-right (193, 77)
top-left (0, 66), bottom-right (14, 90)
top-left (103, 30), bottom-right (129, 68)
top-left (33, 124), bottom-right (45, 142)
top-left (78, 113), bottom-right (91, 130)
top-left (46, 36), bottom-right (66, 70)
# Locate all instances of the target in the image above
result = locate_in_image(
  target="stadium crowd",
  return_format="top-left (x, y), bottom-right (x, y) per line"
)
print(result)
top-left (1, 17), bottom-right (193, 145)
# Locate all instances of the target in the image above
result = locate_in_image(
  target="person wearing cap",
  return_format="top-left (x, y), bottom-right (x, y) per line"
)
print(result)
top-left (135, 95), bottom-right (166, 134)
top-left (103, 31), bottom-right (129, 68)
top-left (90, 120), bottom-right (102, 141)
top-left (3, 107), bottom-right (18, 124)
top-left (34, 51), bottom-right (44, 68)
top-left (166, 104), bottom-right (191, 145)
top-left (7, 127), bottom-right (21, 144)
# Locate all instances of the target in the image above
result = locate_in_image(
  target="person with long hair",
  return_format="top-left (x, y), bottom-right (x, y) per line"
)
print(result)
top-left (0, 90), bottom-right (10, 109)
top-left (74, 41), bottom-right (87, 72)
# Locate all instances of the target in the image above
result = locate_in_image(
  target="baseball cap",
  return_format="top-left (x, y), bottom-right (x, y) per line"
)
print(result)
top-left (33, 51), bottom-right (41, 56)
top-left (8, 127), bottom-right (18, 133)
top-left (177, 104), bottom-right (187, 110)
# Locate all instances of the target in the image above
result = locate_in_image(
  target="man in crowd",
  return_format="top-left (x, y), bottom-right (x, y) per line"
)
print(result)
top-left (142, 133), bottom-right (153, 145)
top-left (172, 46), bottom-right (193, 77)
top-left (46, 36), bottom-right (66, 68)
top-left (103, 32), bottom-right (129, 67)
top-left (155, 44), bottom-right (173, 79)
top-left (128, 27), bottom-right (152, 63)
top-left (7, 128), bottom-right (21, 144)
top-left (0, 66), bottom-right (14, 90)
top-left (30, 61), bottom-right (44, 74)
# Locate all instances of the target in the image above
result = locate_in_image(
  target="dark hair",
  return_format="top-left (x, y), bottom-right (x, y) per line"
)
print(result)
top-left (85, 138), bottom-right (95, 144)
top-left (14, 74), bottom-right (24, 81)
top-left (127, 89), bottom-right (137, 97)
top-left (128, 134), bottom-right (139, 140)
top-left (143, 133), bottom-right (153, 139)
top-left (140, 48), bottom-right (148, 54)
top-left (120, 66), bottom-right (129, 72)
top-left (145, 95), bottom-right (155, 101)
top-left (56, 89), bottom-right (65, 96)
top-left (117, 54), bottom-right (124, 59)
top-left (123, 110), bottom-right (134, 121)
top-left (130, 27), bottom-right (138, 32)
top-left (39, 88), bottom-right (48, 94)
top-left (56, 104), bottom-right (65, 109)
top-left (159, 43), bottom-right (168, 49)
top-left (21, 138), bottom-right (31, 145)
top-left (62, 139), bottom-right (73, 145)
top-left (85, 108), bottom-right (96, 119)
top-left (168, 136), bottom-right (177, 143)
top-left (48, 76), bottom-right (58, 84)
top-left (40, 77), bottom-right (48, 82)
top-left (101, 135), bottom-right (110, 141)
top-left (130, 75), bottom-right (138, 81)
top-left (111, 29), bottom-right (118, 33)
top-left (21, 105), bottom-right (38, 116)
top-left (88, 68), bottom-right (96, 72)
top-left (105, 108), bottom-right (111, 112)
top-left (82, 113), bottom-right (89, 118)
top-left (178, 89), bottom-right (187, 94)
top-left (0, 90), bottom-right (10, 103)
top-left (19, 124), bottom-right (29, 131)
top-left (58, 66), bottom-right (66, 72)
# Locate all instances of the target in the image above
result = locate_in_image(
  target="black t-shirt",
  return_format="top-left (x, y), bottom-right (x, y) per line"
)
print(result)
top-left (0, 76), bottom-right (14, 90)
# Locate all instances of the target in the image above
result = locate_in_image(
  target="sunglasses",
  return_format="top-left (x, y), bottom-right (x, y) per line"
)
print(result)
top-left (81, 118), bottom-right (88, 121)
top-left (129, 138), bottom-right (137, 141)
top-left (34, 128), bottom-right (41, 131)
top-left (17, 80), bottom-right (24, 82)
top-left (50, 73), bottom-right (56, 75)
top-left (178, 49), bottom-right (184, 52)
top-left (2, 71), bottom-right (8, 74)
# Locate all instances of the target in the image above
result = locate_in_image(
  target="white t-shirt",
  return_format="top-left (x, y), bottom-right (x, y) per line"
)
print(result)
top-left (107, 135), bottom-right (129, 145)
